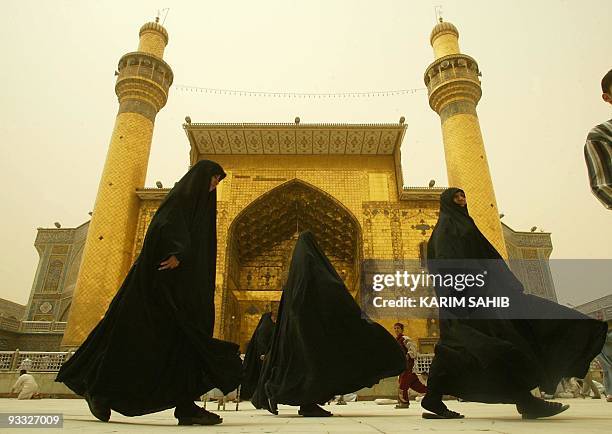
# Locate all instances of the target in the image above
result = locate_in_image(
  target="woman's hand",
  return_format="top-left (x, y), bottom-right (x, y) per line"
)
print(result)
top-left (158, 255), bottom-right (180, 270)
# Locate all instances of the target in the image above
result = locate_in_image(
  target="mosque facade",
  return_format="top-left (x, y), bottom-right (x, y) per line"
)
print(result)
top-left (0, 19), bottom-right (558, 352)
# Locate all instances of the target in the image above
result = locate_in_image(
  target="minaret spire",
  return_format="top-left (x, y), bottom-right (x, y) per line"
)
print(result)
top-left (62, 20), bottom-right (174, 348)
top-left (424, 20), bottom-right (508, 257)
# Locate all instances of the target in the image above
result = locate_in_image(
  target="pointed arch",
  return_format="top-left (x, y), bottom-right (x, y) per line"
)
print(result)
top-left (220, 178), bottom-right (363, 347)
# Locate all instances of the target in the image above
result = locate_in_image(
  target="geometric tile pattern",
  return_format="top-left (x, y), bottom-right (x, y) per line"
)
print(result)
top-left (184, 123), bottom-right (404, 155)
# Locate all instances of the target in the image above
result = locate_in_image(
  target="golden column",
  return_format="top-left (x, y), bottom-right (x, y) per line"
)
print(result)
top-left (424, 19), bottom-right (507, 257)
top-left (62, 19), bottom-right (173, 348)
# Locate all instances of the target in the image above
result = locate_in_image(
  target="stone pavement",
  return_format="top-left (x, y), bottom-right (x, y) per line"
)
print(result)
top-left (0, 398), bottom-right (610, 433)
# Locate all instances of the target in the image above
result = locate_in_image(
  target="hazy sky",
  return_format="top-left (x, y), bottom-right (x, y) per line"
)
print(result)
top-left (0, 0), bottom-right (610, 307)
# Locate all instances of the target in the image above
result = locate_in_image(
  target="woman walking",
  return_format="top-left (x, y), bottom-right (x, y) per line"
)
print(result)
top-left (421, 188), bottom-right (607, 420)
top-left (57, 160), bottom-right (241, 426)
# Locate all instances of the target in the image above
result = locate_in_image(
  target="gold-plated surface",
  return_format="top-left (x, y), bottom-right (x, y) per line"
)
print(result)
top-left (425, 21), bottom-right (508, 257)
top-left (61, 19), bottom-right (535, 351)
top-left (61, 21), bottom-right (172, 349)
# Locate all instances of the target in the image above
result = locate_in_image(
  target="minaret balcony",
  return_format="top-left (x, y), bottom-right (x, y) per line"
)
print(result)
top-left (424, 54), bottom-right (482, 113)
top-left (115, 52), bottom-right (173, 110)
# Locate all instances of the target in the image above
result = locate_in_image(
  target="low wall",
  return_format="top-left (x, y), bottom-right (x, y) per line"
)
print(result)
top-left (0, 372), bottom-right (77, 398)
top-left (0, 372), bottom-right (408, 401)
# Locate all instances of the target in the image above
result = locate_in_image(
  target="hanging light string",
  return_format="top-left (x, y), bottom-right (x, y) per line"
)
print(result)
top-left (174, 84), bottom-right (427, 98)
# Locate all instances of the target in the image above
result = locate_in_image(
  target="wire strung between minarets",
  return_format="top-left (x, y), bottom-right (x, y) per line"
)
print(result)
top-left (174, 84), bottom-right (427, 98)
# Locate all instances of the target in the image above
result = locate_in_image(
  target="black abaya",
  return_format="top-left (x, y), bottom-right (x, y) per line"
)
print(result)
top-left (426, 188), bottom-right (607, 403)
top-left (56, 160), bottom-right (242, 416)
top-left (241, 313), bottom-right (275, 401)
top-left (252, 231), bottom-right (405, 409)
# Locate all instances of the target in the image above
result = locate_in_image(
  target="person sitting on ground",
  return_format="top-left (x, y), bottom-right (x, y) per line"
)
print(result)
top-left (12, 369), bottom-right (39, 400)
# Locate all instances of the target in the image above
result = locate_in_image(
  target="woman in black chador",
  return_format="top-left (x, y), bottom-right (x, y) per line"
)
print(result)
top-left (421, 188), bottom-right (607, 419)
top-left (252, 231), bottom-right (405, 417)
top-left (56, 160), bottom-right (241, 426)
top-left (240, 311), bottom-right (276, 401)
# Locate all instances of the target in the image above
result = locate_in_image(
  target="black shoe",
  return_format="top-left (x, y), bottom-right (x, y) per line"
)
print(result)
top-left (298, 404), bottom-right (333, 417)
top-left (422, 410), bottom-right (464, 419)
top-left (177, 414), bottom-right (222, 425)
top-left (421, 394), bottom-right (464, 419)
top-left (83, 392), bottom-right (110, 422)
top-left (516, 399), bottom-right (569, 419)
top-left (177, 408), bottom-right (223, 426)
top-left (264, 382), bottom-right (278, 415)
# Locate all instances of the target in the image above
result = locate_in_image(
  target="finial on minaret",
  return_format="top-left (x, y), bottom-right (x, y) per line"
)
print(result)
top-left (434, 5), bottom-right (444, 23)
top-left (138, 14), bottom-right (170, 57)
top-left (156, 8), bottom-right (170, 26)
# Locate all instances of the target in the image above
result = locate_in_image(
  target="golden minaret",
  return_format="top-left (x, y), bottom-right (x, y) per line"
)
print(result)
top-left (424, 19), bottom-right (507, 257)
top-left (62, 19), bottom-right (173, 348)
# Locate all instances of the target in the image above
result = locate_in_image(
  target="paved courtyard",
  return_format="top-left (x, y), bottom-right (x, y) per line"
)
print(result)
top-left (1, 398), bottom-right (611, 433)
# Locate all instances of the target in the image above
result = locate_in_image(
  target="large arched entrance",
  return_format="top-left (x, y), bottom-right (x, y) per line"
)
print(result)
top-left (221, 179), bottom-right (362, 350)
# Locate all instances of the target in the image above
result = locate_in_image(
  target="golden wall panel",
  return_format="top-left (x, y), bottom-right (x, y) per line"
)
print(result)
top-left (62, 113), bottom-right (155, 348)
top-left (441, 113), bottom-right (507, 256)
top-left (125, 154), bottom-right (444, 346)
top-left (368, 173), bottom-right (390, 201)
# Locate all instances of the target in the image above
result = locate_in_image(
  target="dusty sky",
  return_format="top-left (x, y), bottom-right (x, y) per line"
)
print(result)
top-left (0, 0), bottom-right (610, 307)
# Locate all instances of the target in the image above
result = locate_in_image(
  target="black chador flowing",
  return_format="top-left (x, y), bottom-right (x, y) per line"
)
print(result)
top-left (425, 188), bottom-right (607, 405)
top-left (241, 313), bottom-right (275, 401)
top-left (56, 160), bottom-right (242, 417)
top-left (253, 231), bottom-right (405, 409)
